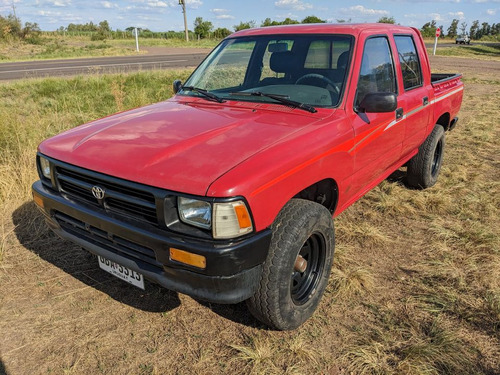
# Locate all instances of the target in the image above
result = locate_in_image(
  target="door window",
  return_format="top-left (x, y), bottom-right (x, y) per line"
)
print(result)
top-left (355, 37), bottom-right (396, 107)
top-left (394, 36), bottom-right (423, 90)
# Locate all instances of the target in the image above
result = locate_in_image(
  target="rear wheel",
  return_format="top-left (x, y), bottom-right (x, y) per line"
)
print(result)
top-left (407, 124), bottom-right (445, 189)
top-left (247, 199), bottom-right (335, 330)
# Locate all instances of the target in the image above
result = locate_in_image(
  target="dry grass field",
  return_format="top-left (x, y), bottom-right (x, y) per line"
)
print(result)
top-left (0, 35), bottom-right (218, 62)
top-left (0, 55), bottom-right (499, 374)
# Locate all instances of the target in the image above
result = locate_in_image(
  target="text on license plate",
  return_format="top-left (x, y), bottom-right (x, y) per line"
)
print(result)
top-left (98, 256), bottom-right (145, 290)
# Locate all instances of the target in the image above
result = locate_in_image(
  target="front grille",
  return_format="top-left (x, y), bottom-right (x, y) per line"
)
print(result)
top-left (55, 211), bottom-right (163, 270)
top-left (55, 166), bottom-right (158, 225)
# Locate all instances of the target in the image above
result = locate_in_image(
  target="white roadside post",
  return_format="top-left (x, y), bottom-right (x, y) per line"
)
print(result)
top-left (433, 27), bottom-right (441, 56)
top-left (134, 27), bottom-right (140, 52)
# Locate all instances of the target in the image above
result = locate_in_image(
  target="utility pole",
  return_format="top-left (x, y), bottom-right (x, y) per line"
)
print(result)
top-left (179, 0), bottom-right (189, 42)
top-left (11, 1), bottom-right (17, 19)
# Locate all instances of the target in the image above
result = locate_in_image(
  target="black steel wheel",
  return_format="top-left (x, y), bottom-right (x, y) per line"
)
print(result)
top-left (407, 124), bottom-right (446, 189)
top-left (291, 233), bottom-right (326, 305)
top-left (246, 199), bottom-right (335, 330)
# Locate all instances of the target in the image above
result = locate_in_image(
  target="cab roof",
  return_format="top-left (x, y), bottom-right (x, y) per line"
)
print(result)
top-left (230, 23), bottom-right (419, 38)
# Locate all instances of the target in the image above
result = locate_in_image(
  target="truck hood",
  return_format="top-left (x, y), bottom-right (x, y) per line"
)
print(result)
top-left (39, 98), bottom-right (328, 195)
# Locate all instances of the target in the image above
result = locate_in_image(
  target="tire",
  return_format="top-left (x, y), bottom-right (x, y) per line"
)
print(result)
top-left (246, 199), bottom-right (335, 330)
top-left (407, 124), bottom-right (445, 189)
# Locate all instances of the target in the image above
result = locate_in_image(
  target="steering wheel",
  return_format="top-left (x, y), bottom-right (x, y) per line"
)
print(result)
top-left (295, 74), bottom-right (340, 96)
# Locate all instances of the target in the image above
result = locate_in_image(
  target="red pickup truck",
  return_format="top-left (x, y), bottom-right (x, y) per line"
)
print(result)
top-left (32, 24), bottom-right (463, 330)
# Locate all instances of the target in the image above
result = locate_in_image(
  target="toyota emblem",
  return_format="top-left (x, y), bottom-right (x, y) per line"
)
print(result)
top-left (92, 186), bottom-right (105, 200)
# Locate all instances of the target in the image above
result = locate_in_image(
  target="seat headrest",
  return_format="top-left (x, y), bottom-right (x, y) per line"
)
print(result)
top-left (337, 51), bottom-right (349, 70)
top-left (270, 51), bottom-right (296, 74)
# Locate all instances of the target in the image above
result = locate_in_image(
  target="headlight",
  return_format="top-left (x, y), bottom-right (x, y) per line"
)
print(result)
top-left (213, 201), bottom-right (253, 239)
top-left (39, 156), bottom-right (51, 179)
top-left (178, 197), bottom-right (211, 229)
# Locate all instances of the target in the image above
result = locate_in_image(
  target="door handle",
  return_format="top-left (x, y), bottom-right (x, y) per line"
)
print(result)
top-left (423, 97), bottom-right (429, 106)
top-left (396, 107), bottom-right (404, 120)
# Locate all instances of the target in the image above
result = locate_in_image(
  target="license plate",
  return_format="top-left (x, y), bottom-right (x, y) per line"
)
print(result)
top-left (98, 256), bottom-right (145, 290)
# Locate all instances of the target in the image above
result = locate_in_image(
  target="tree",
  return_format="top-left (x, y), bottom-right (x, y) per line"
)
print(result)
top-left (213, 27), bottom-right (231, 39)
top-left (0, 13), bottom-right (22, 39)
top-left (261, 18), bottom-right (277, 27)
top-left (420, 20), bottom-right (437, 38)
top-left (480, 22), bottom-right (490, 38)
top-left (439, 25), bottom-right (445, 38)
top-left (233, 21), bottom-right (255, 32)
top-left (99, 20), bottom-right (111, 33)
top-left (469, 20), bottom-right (479, 39)
top-left (492, 23), bottom-right (500, 36)
top-left (301, 15), bottom-right (325, 24)
top-left (21, 22), bottom-right (41, 38)
top-left (194, 17), bottom-right (213, 38)
top-left (447, 19), bottom-right (459, 38)
top-left (377, 16), bottom-right (395, 24)
top-left (281, 18), bottom-right (299, 25)
top-left (460, 22), bottom-right (467, 36)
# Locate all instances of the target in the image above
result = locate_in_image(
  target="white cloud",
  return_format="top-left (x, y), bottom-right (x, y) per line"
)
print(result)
top-left (448, 11), bottom-right (465, 19)
top-left (276, 12), bottom-right (299, 20)
top-left (341, 5), bottom-right (389, 16)
top-left (486, 8), bottom-right (497, 15)
top-left (429, 12), bottom-right (444, 21)
top-left (210, 7), bottom-right (233, 20)
top-left (147, 0), bottom-right (168, 7)
top-left (185, 0), bottom-right (202, 9)
top-left (38, 10), bottom-right (61, 16)
top-left (210, 8), bottom-right (229, 14)
top-left (101, 1), bottom-right (117, 9)
top-left (215, 14), bottom-right (235, 20)
top-left (49, 0), bottom-right (71, 6)
top-left (275, 0), bottom-right (312, 11)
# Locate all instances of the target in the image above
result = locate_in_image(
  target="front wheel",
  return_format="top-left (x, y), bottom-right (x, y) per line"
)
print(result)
top-left (407, 124), bottom-right (445, 189)
top-left (247, 199), bottom-right (335, 330)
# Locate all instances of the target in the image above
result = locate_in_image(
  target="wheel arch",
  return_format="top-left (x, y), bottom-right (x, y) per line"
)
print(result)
top-left (436, 112), bottom-right (451, 130)
top-left (293, 178), bottom-right (339, 214)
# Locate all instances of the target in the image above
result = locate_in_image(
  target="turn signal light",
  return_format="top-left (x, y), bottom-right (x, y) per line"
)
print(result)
top-left (169, 248), bottom-right (206, 269)
top-left (213, 201), bottom-right (253, 239)
top-left (33, 193), bottom-right (44, 209)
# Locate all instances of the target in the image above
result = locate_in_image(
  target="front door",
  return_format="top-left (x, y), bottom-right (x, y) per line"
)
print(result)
top-left (348, 35), bottom-right (403, 198)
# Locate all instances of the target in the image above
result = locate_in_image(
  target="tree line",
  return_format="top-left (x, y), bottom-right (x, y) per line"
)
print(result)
top-left (3, 13), bottom-right (499, 43)
top-left (194, 15), bottom-right (327, 39)
top-left (193, 16), bottom-right (500, 41)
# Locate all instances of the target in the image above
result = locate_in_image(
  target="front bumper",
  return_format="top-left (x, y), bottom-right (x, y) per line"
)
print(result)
top-left (32, 180), bottom-right (271, 304)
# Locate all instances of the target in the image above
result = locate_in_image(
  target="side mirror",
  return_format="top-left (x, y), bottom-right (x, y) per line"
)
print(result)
top-left (173, 80), bottom-right (183, 94)
top-left (357, 93), bottom-right (397, 113)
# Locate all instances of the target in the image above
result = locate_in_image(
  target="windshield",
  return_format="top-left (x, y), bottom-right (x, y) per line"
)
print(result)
top-left (180, 34), bottom-right (353, 108)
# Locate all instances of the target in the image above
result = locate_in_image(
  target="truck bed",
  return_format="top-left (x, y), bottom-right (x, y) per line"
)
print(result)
top-left (431, 73), bottom-right (463, 95)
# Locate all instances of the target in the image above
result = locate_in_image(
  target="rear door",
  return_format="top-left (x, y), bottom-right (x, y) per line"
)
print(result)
top-left (393, 34), bottom-right (432, 157)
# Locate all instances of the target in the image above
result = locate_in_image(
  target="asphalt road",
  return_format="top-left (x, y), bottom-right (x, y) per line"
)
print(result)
top-left (0, 52), bottom-right (208, 81)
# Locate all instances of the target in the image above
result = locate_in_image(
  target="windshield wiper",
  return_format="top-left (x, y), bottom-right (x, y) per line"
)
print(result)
top-left (230, 91), bottom-right (317, 113)
top-left (181, 86), bottom-right (225, 103)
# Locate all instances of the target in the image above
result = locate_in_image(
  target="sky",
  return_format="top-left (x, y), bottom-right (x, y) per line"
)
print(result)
top-left (1, 0), bottom-right (499, 33)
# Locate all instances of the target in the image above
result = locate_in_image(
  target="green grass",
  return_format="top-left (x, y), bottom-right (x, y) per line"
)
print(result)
top-left (433, 44), bottom-right (500, 59)
top-left (0, 34), bottom-right (218, 62)
top-left (110, 37), bottom-right (219, 49)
